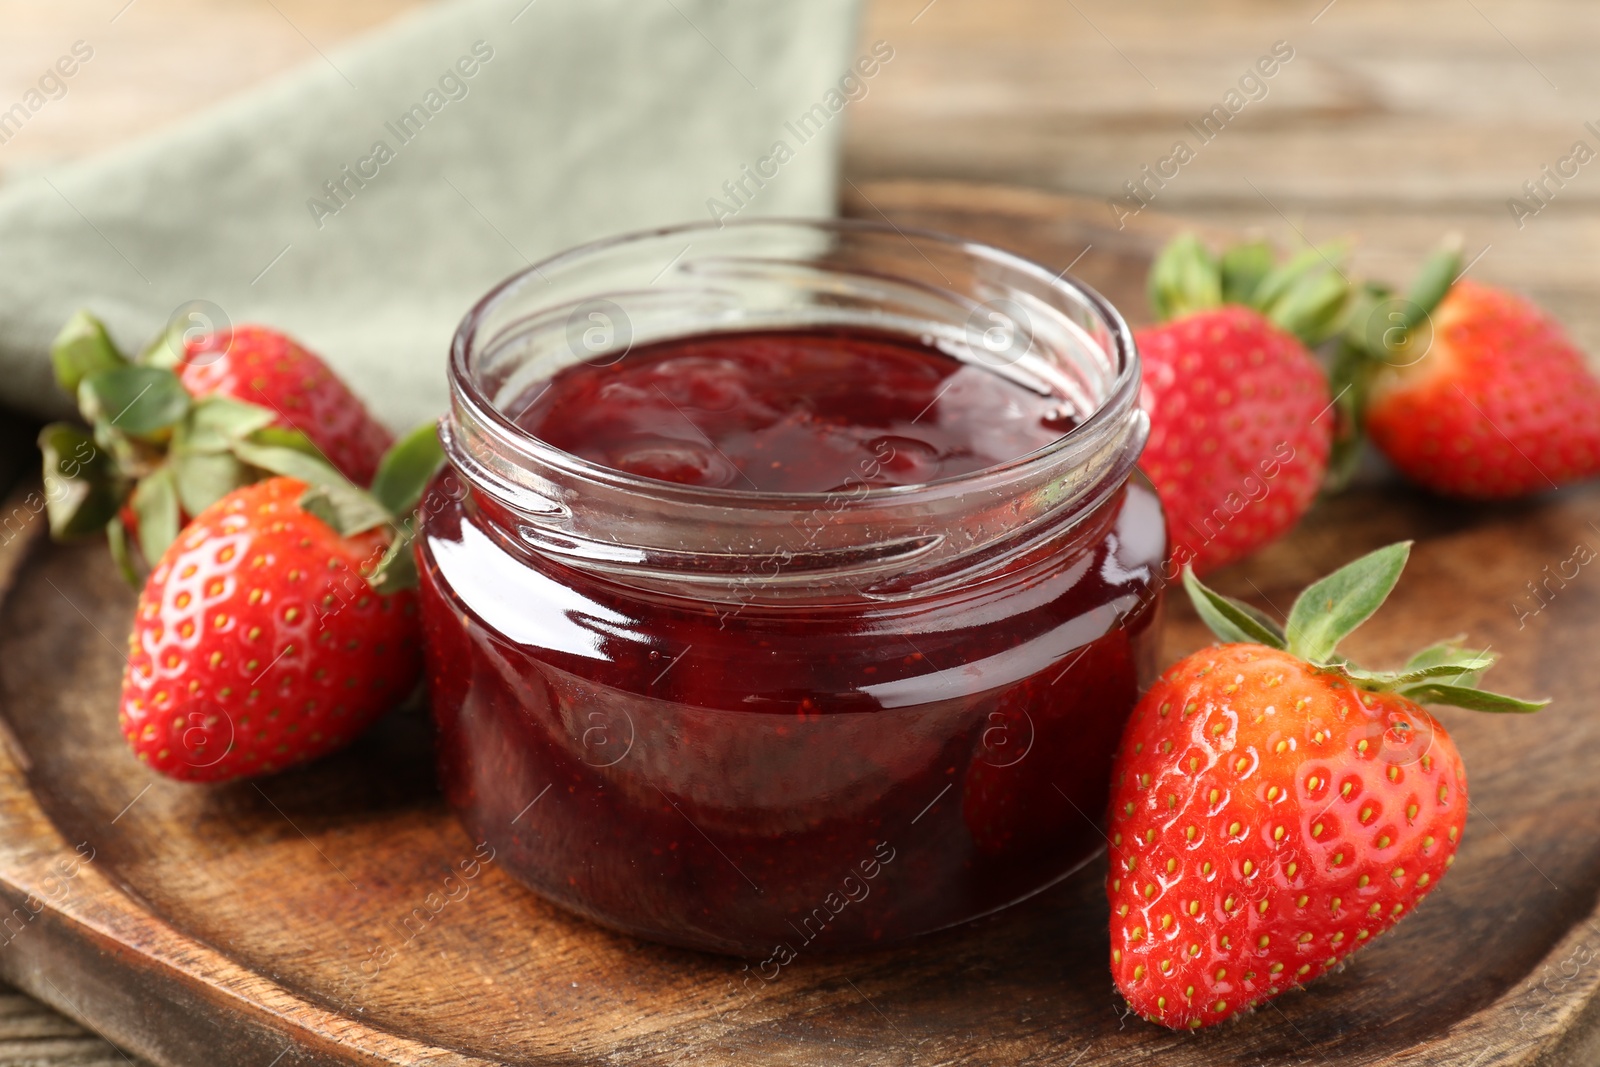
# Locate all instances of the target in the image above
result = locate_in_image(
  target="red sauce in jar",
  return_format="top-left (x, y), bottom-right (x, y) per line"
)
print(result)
top-left (419, 325), bottom-right (1165, 956)
top-left (517, 328), bottom-right (1076, 492)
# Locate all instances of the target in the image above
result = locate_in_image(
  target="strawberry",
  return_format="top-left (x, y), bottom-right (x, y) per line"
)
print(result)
top-left (180, 325), bottom-right (392, 487)
top-left (1342, 252), bottom-right (1600, 498)
top-left (1136, 236), bottom-right (1341, 575)
top-left (38, 311), bottom-right (391, 582)
top-left (118, 427), bottom-right (446, 783)
top-left (1107, 543), bottom-right (1545, 1029)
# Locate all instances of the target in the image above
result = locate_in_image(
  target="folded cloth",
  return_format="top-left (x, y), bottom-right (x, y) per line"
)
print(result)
top-left (0, 0), bottom-right (861, 430)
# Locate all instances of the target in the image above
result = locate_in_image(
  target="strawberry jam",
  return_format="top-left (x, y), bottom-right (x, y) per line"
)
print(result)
top-left (515, 328), bottom-right (1077, 493)
top-left (420, 220), bottom-right (1165, 956)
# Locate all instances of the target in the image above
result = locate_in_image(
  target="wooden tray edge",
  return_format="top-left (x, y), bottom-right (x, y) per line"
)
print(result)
top-left (0, 488), bottom-right (499, 1067)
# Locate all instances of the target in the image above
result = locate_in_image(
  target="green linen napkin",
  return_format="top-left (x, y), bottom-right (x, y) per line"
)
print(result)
top-left (0, 0), bottom-right (861, 430)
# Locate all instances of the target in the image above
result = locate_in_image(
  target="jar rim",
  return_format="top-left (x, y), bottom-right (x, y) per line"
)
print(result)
top-left (448, 216), bottom-right (1141, 507)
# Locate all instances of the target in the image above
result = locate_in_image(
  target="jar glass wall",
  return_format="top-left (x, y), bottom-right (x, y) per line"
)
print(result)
top-left (419, 220), bottom-right (1166, 955)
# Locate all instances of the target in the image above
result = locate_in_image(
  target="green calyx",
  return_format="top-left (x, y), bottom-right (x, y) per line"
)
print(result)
top-left (50, 310), bottom-right (124, 395)
top-left (38, 309), bottom-right (447, 595)
top-left (221, 420), bottom-right (443, 595)
top-left (303, 421), bottom-right (448, 596)
top-left (41, 310), bottom-right (318, 571)
top-left (39, 423), bottom-right (126, 538)
top-left (1182, 541), bottom-right (1547, 714)
top-left (1148, 233), bottom-right (1354, 348)
top-left (1324, 238), bottom-right (1463, 489)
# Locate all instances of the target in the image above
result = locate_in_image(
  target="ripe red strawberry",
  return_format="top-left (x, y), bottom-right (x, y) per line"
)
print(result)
top-left (1137, 236), bottom-right (1340, 575)
top-left (40, 312), bottom-right (392, 580)
top-left (1362, 277), bottom-right (1600, 498)
top-left (1106, 543), bottom-right (1545, 1029)
top-left (119, 476), bottom-right (420, 782)
top-left (181, 325), bottom-right (393, 487)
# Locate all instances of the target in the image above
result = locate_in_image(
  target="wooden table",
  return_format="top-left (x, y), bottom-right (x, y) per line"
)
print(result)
top-left (2, 1), bottom-right (1595, 1061)
top-left (6, 0), bottom-right (1596, 335)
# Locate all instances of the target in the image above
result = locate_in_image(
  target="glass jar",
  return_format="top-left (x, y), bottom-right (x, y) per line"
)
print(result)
top-left (418, 219), bottom-right (1166, 956)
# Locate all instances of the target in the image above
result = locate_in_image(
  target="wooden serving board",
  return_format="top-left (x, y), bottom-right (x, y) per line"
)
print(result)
top-left (1, 181), bottom-right (1598, 1066)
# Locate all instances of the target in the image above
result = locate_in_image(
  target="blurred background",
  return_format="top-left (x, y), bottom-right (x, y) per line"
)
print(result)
top-left (0, 0), bottom-right (1591, 1060)
top-left (7, 0), bottom-right (1596, 338)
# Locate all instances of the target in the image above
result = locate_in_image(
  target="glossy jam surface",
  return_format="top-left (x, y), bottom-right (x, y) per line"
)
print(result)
top-left (421, 327), bottom-right (1165, 956)
top-left (516, 328), bottom-right (1075, 492)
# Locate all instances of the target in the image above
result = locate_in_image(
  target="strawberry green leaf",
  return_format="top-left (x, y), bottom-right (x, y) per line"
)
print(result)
top-left (172, 449), bottom-right (249, 518)
top-left (1219, 241), bottom-right (1273, 306)
top-left (1332, 657), bottom-right (1497, 690)
top-left (79, 365), bottom-right (190, 438)
top-left (180, 397), bottom-right (277, 454)
top-left (230, 439), bottom-right (392, 536)
top-left (38, 423), bottom-right (125, 539)
top-left (1323, 278), bottom-right (1413, 494)
top-left (1249, 247), bottom-right (1322, 312)
top-left (50, 311), bottom-right (127, 396)
top-left (1251, 243), bottom-right (1346, 317)
top-left (1398, 683), bottom-right (1547, 714)
top-left (1285, 541), bottom-right (1412, 663)
top-left (1264, 267), bottom-right (1349, 348)
top-left (367, 529), bottom-right (419, 594)
top-left (298, 484), bottom-right (391, 539)
top-left (243, 425), bottom-right (329, 461)
top-left (1404, 641), bottom-right (1494, 687)
top-left (1182, 567), bottom-right (1287, 649)
top-left (371, 421), bottom-right (446, 518)
top-left (1149, 234), bottom-right (1222, 322)
top-left (137, 319), bottom-right (188, 370)
top-left (1231, 599), bottom-right (1289, 645)
top-left (230, 438), bottom-right (352, 492)
top-left (1338, 280), bottom-right (1394, 347)
top-left (1322, 383), bottom-right (1362, 491)
top-left (131, 466), bottom-right (181, 565)
top-left (106, 514), bottom-right (140, 589)
top-left (1399, 241), bottom-right (1463, 332)
top-left (1323, 344), bottom-right (1374, 493)
top-left (1334, 240), bottom-right (1462, 393)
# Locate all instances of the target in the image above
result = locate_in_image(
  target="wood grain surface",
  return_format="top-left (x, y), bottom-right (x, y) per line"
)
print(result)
top-left (0, 181), bottom-right (1594, 1066)
top-left (6, 0), bottom-right (1597, 334)
top-left (2, 1), bottom-right (1599, 1063)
